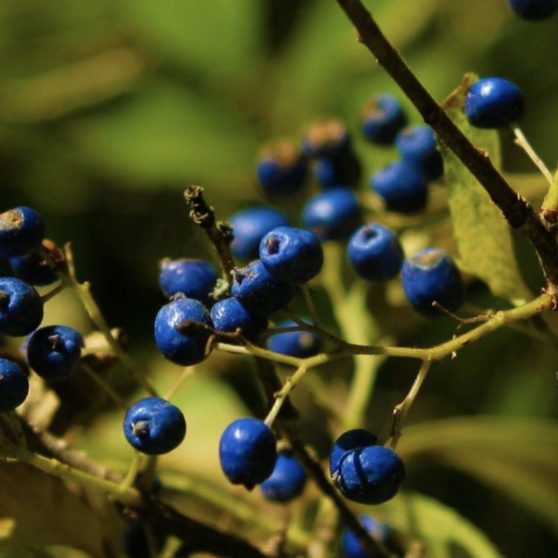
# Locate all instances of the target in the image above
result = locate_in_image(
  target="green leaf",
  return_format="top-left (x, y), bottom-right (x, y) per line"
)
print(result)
top-left (0, 462), bottom-right (122, 555)
top-left (380, 491), bottom-right (503, 558)
top-left (441, 75), bottom-right (531, 302)
top-left (400, 416), bottom-right (558, 532)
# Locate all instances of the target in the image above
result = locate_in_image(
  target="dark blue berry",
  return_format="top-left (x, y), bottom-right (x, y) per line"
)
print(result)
top-left (508, 0), bottom-right (558, 20)
top-left (260, 452), bottom-right (307, 502)
top-left (210, 297), bottom-right (267, 340)
top-left (401, 248), bottom-right (464, 317)
top-left (313, 153), bottom-right (362, 189)
top-left (361, 94), bottom-right (407, 145)
top-left (464, 77), bottom-right (524, 129)
top-left (26, 325), bottom-right (83, 382)
top-left (260, 226), bottom-right (323, 284)
top-left (302, 187), bottom-right (362, 240)
top-left (335, 445), bottom-right (405, 504)
top-left (0, 358), bottom-right (29, 413)
top-left (231, 260), bottom-right (294, 319)
top-left (0, 277), bottom-right (43, 336)
top-left (257, 140), bottom-right (308, 197)
top-left (347, 224), bottom-right (404, 282)
top-left (123, 397), bottom-right (186, 455)
top-left (302, 119), bottom-right (352, 159)
top-left (158, 259), bottom-right (218, 304)
top-left (154, 297), bottom-right (213, 366)
top-left (342, 515), bottom-right (394, 558)
top-left (219, 417), bottom-right (277, 489)
top-left (0, 206), bottom-right (45, 259)
top-left (395, 125), bottom-right (443, 181)
top-left (124, 519), bottom-right (165, 558)
top-left (267, 319), bottom-right (322, 358)
top-left (371, 160), bottom-right (428, 214)
top-left (9, 252), bottom-right (57, 286)
top-left (329, 429), bottom-right (379, 478)
top-left (229, 206), bottom-right (289, 261)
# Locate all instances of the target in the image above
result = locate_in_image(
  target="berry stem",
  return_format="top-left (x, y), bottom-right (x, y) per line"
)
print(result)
top-left (79, 361), bottom-right (128, 409)
top-left (40, 281), bottom-right (65, 303)
top-left (335, 0), bottom-right (558, 287)
top-left (164, 367), bottom-right (194, 401)
top-left (511, 126), bottom-right (554, 186)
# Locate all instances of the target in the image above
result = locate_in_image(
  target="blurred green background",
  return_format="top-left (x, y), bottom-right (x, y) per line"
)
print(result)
top-left (1, 1), bottom-right (558, 557)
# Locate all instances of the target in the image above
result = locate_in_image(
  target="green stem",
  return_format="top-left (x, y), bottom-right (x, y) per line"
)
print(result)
top-left (512, 126), bottom-right (554, 187)
top-left (40, 281), bottom-right (65, 303)
top-left (79, 361), bottom-right (128, 409)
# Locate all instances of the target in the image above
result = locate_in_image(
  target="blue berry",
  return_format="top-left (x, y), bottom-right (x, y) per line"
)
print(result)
top-left (0, 206), bottom-right (45, 259)
top-left (154, 297), bottom-right (213, 366)
top-left (26, 325), bottom-right (83, 382)
top-left (257, 140), bottom-right (308, 197)
top-left (347, 224), bottom-right (404, 282)
top-left (9, 252), bottom-right (57, 286)
top-left (329, 429), bottom-right (379, 478)
top-left (334, 445), bottom-right (405, 504)
top-left (508, 0), bottom-right (558, 20)
top-left (0, 277), bottom-right (43, 336)
top-left (342, 515), bottom-right (394, 558)
top-left (401, 248), bottom-right (464, 317)
top-left (302, 187), bottom-right (362, 240)
top-left (464, 77), bottom-right (524, 129)
top-left (158, 258), bottom-right (218, 304)
top-left (210, 297), bottom-right (267, 340)
top-left (371, 160), bottom-right (428, 214)
top-left (395, 125), bottom-right (443, 181)
top-left (361, 94), bottom-right (407, 145)
top-left (260, 452), bottom-right (307, 502)
top-left (229, 206), bottom-right (289, 261)
top-left (231, 260), bottom-right (294, 319)
top-left (123, 397), bottom-right (186, 455)
top-left (313, 154), bottom-right (362, 189)
top-left (219, 417), bottom-right (277, 489)
top-left (260, 226), bottom-right (323, 284)
top-left (0, 358), bottom-right (29, 413)
top-left (267, 319), bottom-right (322, 358)
top-left (124, 519), bottom-right (165, 558)
top-left (303, 119), bottom-right (351, 159)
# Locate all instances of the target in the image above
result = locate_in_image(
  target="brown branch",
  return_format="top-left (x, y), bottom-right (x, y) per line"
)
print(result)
top-left (335, 0), bottom-right (558, 288)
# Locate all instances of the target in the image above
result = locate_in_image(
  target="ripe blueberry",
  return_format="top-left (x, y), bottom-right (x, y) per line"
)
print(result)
top-left (342, 515), bottom-right (394, 558)
top-left (231, 260), bottom-right (294, 319)
top-left (123, 397), bottom-right (186, 455)
top-left (334, 445), bottom-right (405, 504)
top-left (347, 224), bottom-right (404, 282)
top-left (219, 417), bottom-right (277, 489)
top-left (329, 429), bottom-right (379, 478)
top-left (302, 119), bottom-right (352, 159)
top-left (0, 206), bottom-right (45, 259)
top-left (260, 226), bottom-right (323, 284)
top-left (0, 277), bottom-right (43, 336)
top-left (267, 319), bottom-right (322, 358)
top-left (464, 77), bottom-right (524, 129)
top-left (257, 140), bottom-right (308, 197)
top-left (395, 125), bottom-right (443, 181)
top-left (401, 247), bottom-right (464, 317)
top-left (0, 358), bottom-right (29, 413)
top-left (371, 160), bottom-right (428, 214)
top-left (210, 297), bottom-right (267, 340)
top-left (508, 0), bottom-right (558, 20)
top-left (154, 297), bottom-right (213, 366)
top-left (361, 94), bottom-right (407, 145)
top-left (158, 258), bottom-right (218, 304)
top-left (302, 187), bottom-right (362, 240)
top-left (9, 252), bottom-right (57, 286)
top-left (260, 451), bottom-right (307, 502)
top-left (229, 206), bottom-right (289, 261)
top-left (26, 325), bottom-right (83, 382)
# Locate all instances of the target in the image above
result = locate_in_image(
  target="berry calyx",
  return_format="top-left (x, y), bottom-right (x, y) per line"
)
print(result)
top-left (0, 358), bottom-right (29, 413)
top-left (401, 248), bottom-right (464, 317)
top-left (347, 224), bottom-right (404, 282)
top-left (219, 417), bottom-right (277, 489)
top-left (154, 297), bottom-right (213, 366)
top-left (260, 226), bottom-right (324, 284)
top-left (26, 325), bottom-right (83, 382)
top-left (123, 397), bottom-right (186, 455)
top-left (464, 77), bottom-right (525, 129)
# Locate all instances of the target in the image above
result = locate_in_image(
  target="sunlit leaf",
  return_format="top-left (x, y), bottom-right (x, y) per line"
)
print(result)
top-left (400, 416), bottom-right (558, 531)
top-left (441, 75), bottom-right (531, 301)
